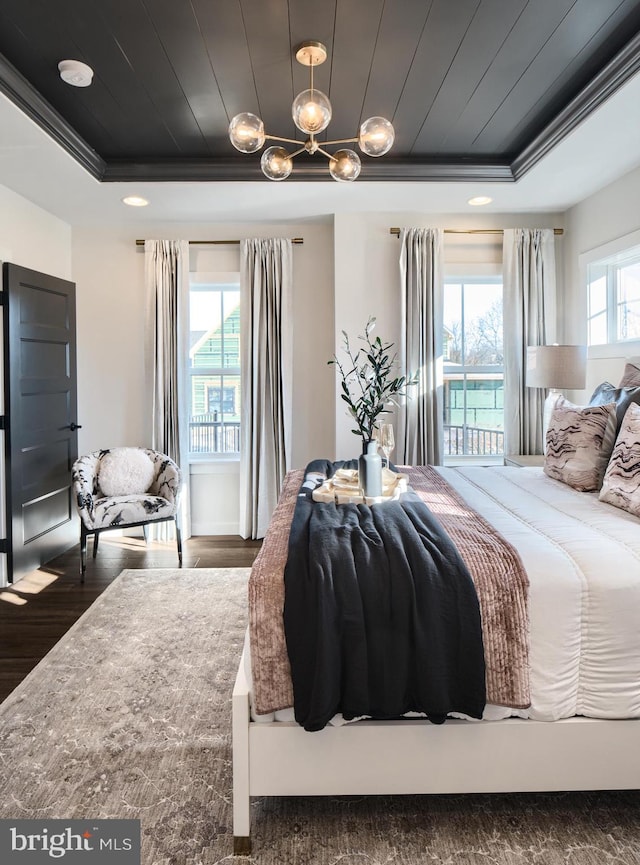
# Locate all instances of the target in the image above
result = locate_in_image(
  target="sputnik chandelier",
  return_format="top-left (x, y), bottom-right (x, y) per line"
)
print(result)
top-left (228, 41), bottom-right (395, 182)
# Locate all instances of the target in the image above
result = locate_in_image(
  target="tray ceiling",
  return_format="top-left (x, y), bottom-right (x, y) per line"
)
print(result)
top-left (1, 0), bottom-right (640, 184)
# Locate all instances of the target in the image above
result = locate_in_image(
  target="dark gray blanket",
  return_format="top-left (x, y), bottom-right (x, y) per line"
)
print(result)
top-left (283, 459), bottom-right (486, 732)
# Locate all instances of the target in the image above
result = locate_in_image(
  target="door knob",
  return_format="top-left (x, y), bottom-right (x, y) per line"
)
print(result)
top-left (68, 422), bottom-right (82, 431)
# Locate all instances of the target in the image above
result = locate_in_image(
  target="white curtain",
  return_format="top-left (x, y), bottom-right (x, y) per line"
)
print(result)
top-left (503, 228), bottom-right (557, 456)
top-left (399, 228), bottom-right (444, 465)
top-left (239, 238), bottom-right (293, 539)
top-left (144, 239), bottom-right (191, 538)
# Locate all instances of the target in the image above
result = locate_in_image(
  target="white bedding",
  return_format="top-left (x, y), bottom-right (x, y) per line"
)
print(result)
top-left (248, 466), bottom-right (640, 724)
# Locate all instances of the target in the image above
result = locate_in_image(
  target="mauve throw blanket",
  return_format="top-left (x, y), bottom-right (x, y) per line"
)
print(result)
top-left (284, 460), bottom-right (486, 731)
top-left (249, 464), bottom-right (530, 721)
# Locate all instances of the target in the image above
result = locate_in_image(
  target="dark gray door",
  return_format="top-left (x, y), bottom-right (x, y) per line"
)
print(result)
top-left (2, 263), bottom-right (79, 582)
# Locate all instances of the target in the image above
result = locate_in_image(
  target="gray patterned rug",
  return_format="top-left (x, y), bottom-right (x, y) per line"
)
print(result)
top-left (0, 567), bottom-right (639, 865)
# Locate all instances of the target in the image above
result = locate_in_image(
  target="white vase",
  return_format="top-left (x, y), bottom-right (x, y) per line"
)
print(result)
top-left (358, 440), bottom-right (382, 498)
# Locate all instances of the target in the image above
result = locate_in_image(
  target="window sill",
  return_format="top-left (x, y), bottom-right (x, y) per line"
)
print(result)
top-left (587, 340), bottom-right (640, 360)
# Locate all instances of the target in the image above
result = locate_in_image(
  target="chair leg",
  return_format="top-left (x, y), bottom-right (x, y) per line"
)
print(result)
top-left (175, 517), bottom-right (183, 568)
top-left (80, 525), bottom-right (88, 583)
top-left (93, 530), bottom-right (100, 558)
top-left (142, 524), bottom-right (149, 544)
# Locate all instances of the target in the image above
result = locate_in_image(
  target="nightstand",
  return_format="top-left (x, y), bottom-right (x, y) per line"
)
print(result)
top-left (504, 454), bottom-right (545, 468)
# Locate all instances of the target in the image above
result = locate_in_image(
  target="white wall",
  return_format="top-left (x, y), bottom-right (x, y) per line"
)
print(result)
top-left (564, 162), bottom-right (640, 399)
top-left (0, 183), bottom-right (72, 278)
top-left (72, 229), bottom-right (147, 449)
top-left (71, 221), bottom-right (334, 535)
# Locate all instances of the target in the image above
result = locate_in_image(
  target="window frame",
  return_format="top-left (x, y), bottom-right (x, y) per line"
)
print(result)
top-left (582, 228), bottom-right (640, 354)
top-left (188, 271), bottom-right (241, 462)
top-left (442, 267), bottom-right (504, 464)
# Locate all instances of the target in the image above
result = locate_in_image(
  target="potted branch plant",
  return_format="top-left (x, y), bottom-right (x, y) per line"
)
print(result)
top-left (329, 317), bottom-right (417, 495)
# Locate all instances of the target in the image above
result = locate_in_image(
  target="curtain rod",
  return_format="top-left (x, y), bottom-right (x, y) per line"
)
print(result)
top-left (135, 238), bottom-right (303, 247)
top-left (389, 227), bottom-right (563, 237)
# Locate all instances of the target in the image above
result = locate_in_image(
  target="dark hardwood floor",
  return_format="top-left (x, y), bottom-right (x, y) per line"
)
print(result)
top-left (0, 534), bottom-right (262, 704)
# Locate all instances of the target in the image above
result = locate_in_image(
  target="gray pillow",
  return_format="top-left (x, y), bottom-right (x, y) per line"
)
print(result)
top-left (589, 381), bottom-right (640, 431)
top-left (599, 403), bottom-right (640, 516)
top-left (544, 396), bottom-right (617, 491)
top-left (618, 361), bottom-right (640, 388)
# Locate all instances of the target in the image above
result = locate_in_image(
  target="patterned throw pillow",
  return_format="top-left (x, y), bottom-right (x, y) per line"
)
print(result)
top-left (618, 361), bottom-right (640, 388)
top-left (544, 396), bottom-right (617, 491)
top-left (599, 403), bottom-right (640, 516)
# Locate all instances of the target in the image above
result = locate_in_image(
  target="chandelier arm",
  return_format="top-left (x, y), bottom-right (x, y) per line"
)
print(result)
top-left (315, 145), bottom-right (336, 160)
top-left (323, 137), bottom-right (359, 146)
top-left (264, 133), bottom-right (304, 145)
top-left (288, 147), bottom-right (306, 159)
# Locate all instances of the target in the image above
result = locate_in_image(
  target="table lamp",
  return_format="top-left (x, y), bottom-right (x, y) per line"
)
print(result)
top-left (526, 344), bottom-right (588, 452)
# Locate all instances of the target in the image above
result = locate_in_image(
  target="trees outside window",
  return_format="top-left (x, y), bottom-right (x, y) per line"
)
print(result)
top-left (443, 278), bottom-right (504, 457)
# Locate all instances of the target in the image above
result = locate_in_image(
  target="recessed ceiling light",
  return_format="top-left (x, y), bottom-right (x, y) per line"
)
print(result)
top-left (468, 195), bottom-right (493, 206)
top-left (58, 59), bottom-right (94, 88)
top-left (122, 196), bottom-right (149, 207)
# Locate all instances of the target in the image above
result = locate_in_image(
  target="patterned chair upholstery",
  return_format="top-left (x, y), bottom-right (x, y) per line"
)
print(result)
top-left (71, 447), bottom-right (183, 580)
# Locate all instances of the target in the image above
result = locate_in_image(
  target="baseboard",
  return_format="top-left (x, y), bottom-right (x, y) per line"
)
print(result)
top-left (191, 520), bottom-right (240, 536)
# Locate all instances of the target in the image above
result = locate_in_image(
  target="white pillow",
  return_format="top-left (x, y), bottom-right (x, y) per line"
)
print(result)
top-left (98, 448), bottom-right (155, 496)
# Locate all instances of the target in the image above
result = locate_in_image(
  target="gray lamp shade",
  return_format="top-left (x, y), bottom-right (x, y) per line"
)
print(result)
top-left (526, 345), bottom-right (587, 390)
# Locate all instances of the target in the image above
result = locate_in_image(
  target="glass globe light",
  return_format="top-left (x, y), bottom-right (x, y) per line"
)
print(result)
top-left (292, 89), bottom-right (332, 134)
top-left (328, 149), bottom-right (361, 182)
top-left (261, 146), bottom-right (293, 181)
top-left (229, 112), bottom-right (265, 153)
top-left (358, 116), bottom-right (395, 157)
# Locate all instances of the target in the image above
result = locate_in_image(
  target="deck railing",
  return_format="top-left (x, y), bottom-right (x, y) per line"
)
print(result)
top-left (444, 424), bottom-right (504, 456)
top-left (189, 416), bottom-right (240, 453)
top-left (189, 418), bottom-right (502, 458)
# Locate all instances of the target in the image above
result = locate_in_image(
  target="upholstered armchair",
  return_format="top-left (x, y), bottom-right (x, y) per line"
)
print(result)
top-left (71, 447), bottom-right (183, 580)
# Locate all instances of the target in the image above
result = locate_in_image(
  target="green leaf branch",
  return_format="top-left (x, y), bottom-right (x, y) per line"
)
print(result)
top-left (328, 317), bottom-right (418, 446)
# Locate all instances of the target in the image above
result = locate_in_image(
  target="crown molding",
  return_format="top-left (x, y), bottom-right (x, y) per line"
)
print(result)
top-left (0, 53), bottom-right (105, 181)
top-left (101, 157), bottom-right (514, 183)
top-left (512, 29), bottom-right (640, 180)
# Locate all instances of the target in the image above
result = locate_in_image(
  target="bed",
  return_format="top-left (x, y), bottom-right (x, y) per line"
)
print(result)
top-left (232, 461), bottom-right (640, 854)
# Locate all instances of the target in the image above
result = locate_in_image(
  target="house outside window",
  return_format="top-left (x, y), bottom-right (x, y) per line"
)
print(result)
top-left (443, 276), bottom-right (504, 458)
top-left (206, 385), bottom-right (236, 416)
top-left (189, 274), bottom-right (241, 456)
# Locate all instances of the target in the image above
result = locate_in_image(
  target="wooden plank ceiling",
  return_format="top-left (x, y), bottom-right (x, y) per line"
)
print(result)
top-left (0, 0), bottom-right (639, 182)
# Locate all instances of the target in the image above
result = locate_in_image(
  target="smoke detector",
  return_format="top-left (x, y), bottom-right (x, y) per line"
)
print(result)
top-left (58, 59), bottom-right (94, 87)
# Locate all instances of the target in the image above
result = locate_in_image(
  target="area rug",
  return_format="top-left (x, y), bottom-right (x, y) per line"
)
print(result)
top-left (1, 568), bottom-right (639, 865)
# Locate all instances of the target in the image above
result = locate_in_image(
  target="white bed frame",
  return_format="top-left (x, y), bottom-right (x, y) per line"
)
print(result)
top-left (232, 643), bottom-right (640, 854)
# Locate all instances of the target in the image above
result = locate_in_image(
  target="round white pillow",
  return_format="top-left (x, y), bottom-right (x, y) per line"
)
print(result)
top-left (98, 448), bottom-right (155, 497)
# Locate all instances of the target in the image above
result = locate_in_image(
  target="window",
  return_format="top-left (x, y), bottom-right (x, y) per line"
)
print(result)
top-left (587, 244), bottom-right (640, 345)
top-left (443, 277), bottom-right (504, 457)
top-left (189, 273), bottom-right (241, 456)
top-left (206, 385), bottom-right (236, 416)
